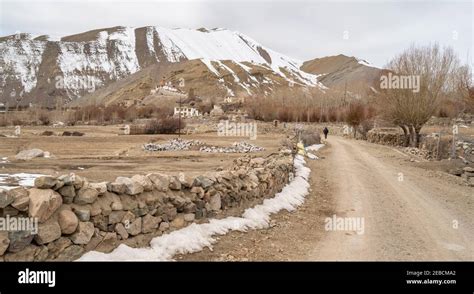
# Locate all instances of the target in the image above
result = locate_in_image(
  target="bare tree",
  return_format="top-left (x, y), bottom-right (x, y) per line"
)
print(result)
top-left (456, 64), bottom-right (474, 112)
top-left (378, 44), bottom-right (462, 147)
top-left (345, 102), bottom-right (365, 138)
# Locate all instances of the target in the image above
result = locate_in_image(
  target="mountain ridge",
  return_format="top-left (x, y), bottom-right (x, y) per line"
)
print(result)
top-left (1, 26), bottom-right (380, 107)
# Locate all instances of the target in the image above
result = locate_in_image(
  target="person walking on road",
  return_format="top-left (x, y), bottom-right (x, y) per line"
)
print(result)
top-left (323, 127), bottom-right (329, 140)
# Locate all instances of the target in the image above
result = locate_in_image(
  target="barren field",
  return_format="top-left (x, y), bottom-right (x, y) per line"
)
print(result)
top-left (0, 124), bottom-right (286, 183)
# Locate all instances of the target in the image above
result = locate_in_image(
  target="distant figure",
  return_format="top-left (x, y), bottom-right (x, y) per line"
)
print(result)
top-left (323, 127), bottom-right (329, 139)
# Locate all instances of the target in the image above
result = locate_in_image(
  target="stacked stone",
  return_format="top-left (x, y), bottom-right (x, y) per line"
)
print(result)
top-left (199, 142), bottom-right (265, 153)
top-left (403, 147), bottom-right (432, 160)
top-left (367, 129), bottom-right (404, 146)
top-left (455, 140), bottom-right (474, 163)
top-left (461, 167), bottom-right (474, 187)
top-left (143, 139), bottom-right (202, 151)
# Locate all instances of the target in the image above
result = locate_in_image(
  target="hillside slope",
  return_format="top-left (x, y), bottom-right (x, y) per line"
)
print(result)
top-left (1, 26), bottom-right (323, 107)
top-left (301, 54), bottom-right (382, 93)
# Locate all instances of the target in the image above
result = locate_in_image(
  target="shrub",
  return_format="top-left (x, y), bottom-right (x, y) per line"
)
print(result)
top-left (301, 130), bottom-right (321, 146)
top-left (145, 117), bottom-right (185, 134)
top-left (38, 113), bottom-right (50, 126)
top-left (41, 131), bottom-right (54, 136)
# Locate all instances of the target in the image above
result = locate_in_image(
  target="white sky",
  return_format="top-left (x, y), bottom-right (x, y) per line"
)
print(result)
top-left (0, 0), bottom-right (472, 67)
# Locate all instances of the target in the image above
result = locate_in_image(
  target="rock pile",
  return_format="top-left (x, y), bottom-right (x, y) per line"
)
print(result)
top-left (200, 142), bottom-right (265, 153)
top-left (367, 129), bottom-right (404, 146)
top-left (461, 167), bottom-right (474, 186)
top-left (0, 152), bottom-right (292, 261)
top-left (450, 166), bottom-right (474, 186)
top-left (403, 147), bottom-right (432, 160)
top-left (455, 140), bottom-right (474, 163)
top-left (143, 139), bottom-right (203, 151)
top-left (144, 139), bottom-right (265, 154)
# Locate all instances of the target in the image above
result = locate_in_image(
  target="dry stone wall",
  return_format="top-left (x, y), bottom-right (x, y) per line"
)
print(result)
top-left (0, 152), bottom-right (293, 261)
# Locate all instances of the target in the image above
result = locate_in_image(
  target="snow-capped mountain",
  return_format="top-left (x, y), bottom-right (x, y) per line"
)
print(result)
top-left (0, 26), bottom-right (323, 107)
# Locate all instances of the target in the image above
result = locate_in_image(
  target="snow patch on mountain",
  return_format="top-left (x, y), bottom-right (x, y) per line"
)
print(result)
top-left (1, 25), bottom-right (325, 102)
top-left (150, 27), bottom-right (322, 87)
top-left (57, 27), bottom-right (140, 97)
top-left (145, 26), bottom-right (158, 61)
top-left (0, 38), bottom-right (46, 92)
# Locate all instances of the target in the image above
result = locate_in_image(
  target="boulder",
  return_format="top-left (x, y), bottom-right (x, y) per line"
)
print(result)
top-left (119, 195), bottom-right (138, 210)
top-left (158, 221), bottom-right (170, 232)
top-left (34, 245), bottom-right (49, 261)
top-left (178, 173), bottom-right (193, 188)
top-left (184, 213), bottom-right (195, 222)
top-left (193, 176), bottom-right (214, 189)
top-left (71, 175), bottom-right (85, 190)
top-left (8, 188), bottom-right (29, 211)
top-left (121, 211), bottom-right (136, 225)
top-left (0, 231), bottom-right (10, 255)
top-left (131, 175), bottom-right (153, 192)
top-left (190, 186), bottom-right (205, 198)
top-left (53, 180), bottom-right (64, 190)
top-left (46, 237), bottom-right (71, 259)
top-left (94, 232), bottom-right (117, 253)
top-left (126, 218), bottom-right (142, 236)
top-left (210, 194), bottom-right (222, 211)
top-left (147, 173), bottom-right (169, 192)
top-left (15, 149), bottom-right (44, 160)
top-left (169, 176), bottom-right (182, 190)
top-left (1, 206), bottom-right (19, 216)
top-left (165, 206), bottom-right (177, 220)
top-left (142, 214), bottom-right (160, 233)
top-left (0, 189), bottom-right (14, 208)
top-left (114, 223), bottom-right (129, 240)
top-left (107, 182), bottom-right (126, 194)
top-left (250, 157), bottom-right (265, 166)
top-left (90, 202), bottom-right (102, 216)
top-left (34, 219), bottom-right (61, 245)
top-left (54, 245), bottom-right (84, 261)
top-left (4, 244), bottom-right (37, 261)
top-left (91, 215), bottom-right (108, 231)
top-left (7, 230), bottom-right (34, 253)
top-left (89, 182), bottom-right (108, 195)
top-left (34, 176), bottom-right (57, 189)
top-left (28, 188), bottom-right (62, 223)
top-left (74, 187), bottom-right (99, 205)
top-left (463, 166), bottom-right (474, 173)
top-left (58, 185), bottom-right (75, 203)
top-left (108, 211), bottom-right (126, 224)
top-left (58, 210), bottom-right (78, 234)
top-left (72, 206), bottom-right (90, 222)
top-left (114, 177), bottom-right (143, 195)
top-left (170, 215), bottom-right (185, 229)
top-left (110, 200), bottom-right (123, 211)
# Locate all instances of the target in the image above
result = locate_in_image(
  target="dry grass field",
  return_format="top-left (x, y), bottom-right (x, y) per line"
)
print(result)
top-left (0, 124), bottom-right (287, 183)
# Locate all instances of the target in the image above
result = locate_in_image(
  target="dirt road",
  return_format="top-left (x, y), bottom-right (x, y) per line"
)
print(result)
top-left (180, 136), bottom-right (474, 261)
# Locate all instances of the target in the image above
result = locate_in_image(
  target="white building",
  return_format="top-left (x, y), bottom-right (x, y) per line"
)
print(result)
top-left (174, 107), bottom-right (200, 117)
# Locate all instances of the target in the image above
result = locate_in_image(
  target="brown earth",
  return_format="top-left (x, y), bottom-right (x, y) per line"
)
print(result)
top-left (0, 124), bottom-right (285, 182)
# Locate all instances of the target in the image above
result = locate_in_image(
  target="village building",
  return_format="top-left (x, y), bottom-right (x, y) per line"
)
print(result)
top-left (174, 106), bottom-right (200, 117)
top-left (210, 105), bottom-right (224, 117)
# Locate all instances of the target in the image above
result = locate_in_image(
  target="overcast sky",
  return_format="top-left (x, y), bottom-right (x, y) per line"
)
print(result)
top-left (0, 0), bottom-right (472, 67)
